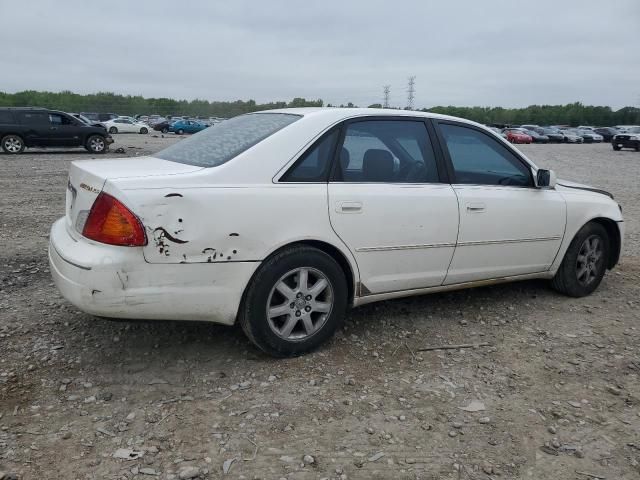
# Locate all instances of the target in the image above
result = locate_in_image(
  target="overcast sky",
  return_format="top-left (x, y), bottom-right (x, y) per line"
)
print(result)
top-left (2, 0), bottom-right (638, 109)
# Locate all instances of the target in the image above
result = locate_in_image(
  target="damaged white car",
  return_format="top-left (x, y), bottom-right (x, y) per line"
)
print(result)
top-left (50, 108), bottom-right (624, 356)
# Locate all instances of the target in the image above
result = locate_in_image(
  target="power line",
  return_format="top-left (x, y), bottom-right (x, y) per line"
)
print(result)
top-left (406, 76), bottom-right (416, 110)
top-left (383, 85), bottom-right (390, 109)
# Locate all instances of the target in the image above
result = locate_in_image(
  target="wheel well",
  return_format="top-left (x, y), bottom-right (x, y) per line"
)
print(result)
top-left (591, 217), bottom-right (621, 268)
top-left (260, 240), bottom-right (356, 303)
top-left (1, 133), bottom-right (24, 140)
top-left (299, 240), bottom-right (356, 301)
top-left (234, 240), bottom-right (357, 325)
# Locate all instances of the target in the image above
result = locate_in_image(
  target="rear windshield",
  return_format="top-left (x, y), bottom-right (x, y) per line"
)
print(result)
top-left (155, 113), bottom-right (300, 167)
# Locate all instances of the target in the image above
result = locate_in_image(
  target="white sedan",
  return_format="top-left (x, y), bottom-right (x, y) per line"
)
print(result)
top-left (102, 117), bottom-right (149, 134)
top-left (50, 108), bottom-right (624, 356)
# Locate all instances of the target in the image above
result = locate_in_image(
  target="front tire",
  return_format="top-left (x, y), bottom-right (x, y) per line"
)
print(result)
top-left (551, 222), bottom-right (610, 297)
top-left (1, 134), bottom-right (25, 154)
top-left (612, 144), bottom-right (621, 151)
top-left (108, 127), bottom-right (118, 134)
top-left (239, 246), bottom-right (348, 357)
top-left (161, 127), bottom-right (169, 134)
top-left (85, 135), bottom-right (106, 154)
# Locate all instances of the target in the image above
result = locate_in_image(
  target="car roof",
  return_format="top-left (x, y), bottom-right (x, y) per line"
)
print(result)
top-left (257, 107), bottom-right (485, 127)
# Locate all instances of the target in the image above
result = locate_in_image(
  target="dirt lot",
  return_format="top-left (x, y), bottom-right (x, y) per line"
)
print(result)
top-left (1, 134), bottom-right (639, 480)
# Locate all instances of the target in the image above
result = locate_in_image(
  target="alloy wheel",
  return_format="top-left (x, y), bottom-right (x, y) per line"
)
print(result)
top-left (4, 136), bottom-right (23, 153)
top-left (266, 267), bottom-right (334, 341)
top-left (89, 137), bottom-right (105, 152)
top-left (576, 235), bottom-right (604, 286)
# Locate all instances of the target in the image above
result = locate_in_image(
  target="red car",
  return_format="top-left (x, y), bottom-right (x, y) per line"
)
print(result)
top-left (503, 128), bottom-right (532, 144)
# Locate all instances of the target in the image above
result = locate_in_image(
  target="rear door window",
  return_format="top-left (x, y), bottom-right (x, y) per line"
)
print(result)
top-left (17, 112), bottom-right (49, 125)
top-left (334, 120), bottom-right (439, 183)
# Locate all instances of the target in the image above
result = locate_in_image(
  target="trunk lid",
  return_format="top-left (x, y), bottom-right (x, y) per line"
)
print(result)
top-left (65, 157), bottom-right (202, 235)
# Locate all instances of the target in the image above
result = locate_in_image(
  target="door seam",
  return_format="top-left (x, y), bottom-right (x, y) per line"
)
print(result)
top-left (442, 184), bottom-right (461, 285)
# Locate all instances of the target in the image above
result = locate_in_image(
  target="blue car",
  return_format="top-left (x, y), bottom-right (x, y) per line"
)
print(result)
top-left (169, 120), bottom-right (209, 135)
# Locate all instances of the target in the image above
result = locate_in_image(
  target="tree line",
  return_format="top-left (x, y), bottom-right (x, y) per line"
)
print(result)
top-left (0, 91), bottom-right (323, 118)
top-left (0, 90), bottom-right (638, 126)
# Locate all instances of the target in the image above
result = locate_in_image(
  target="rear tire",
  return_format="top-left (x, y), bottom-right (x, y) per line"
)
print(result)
top-left (140, 127), bottom-right (148, 134)
top-left (85, 135), bottom-right (106, 154)
top-left (177, 129), bottom-right (184, 135)
top-left (1, 134), bottom-right (25, 154)
top-left (239, 246), bottom-right (348, 357)
top-left (109, 127), bottom-right (118, 134)
top-left (551, 222), bottom-right (610, 297)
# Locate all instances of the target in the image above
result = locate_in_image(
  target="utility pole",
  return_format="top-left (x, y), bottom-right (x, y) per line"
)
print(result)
top-left (383, 85), bottom-right (390, 109)
top-left (406, 76), bottom-right (416, 110)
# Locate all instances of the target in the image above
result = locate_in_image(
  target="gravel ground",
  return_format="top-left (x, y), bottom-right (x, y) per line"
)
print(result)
top-left (1, 134), bottom-right (639, 480)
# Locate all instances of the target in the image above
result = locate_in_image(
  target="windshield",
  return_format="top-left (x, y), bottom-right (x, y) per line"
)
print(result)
top-left (155, 113), bottom-right (301, 167)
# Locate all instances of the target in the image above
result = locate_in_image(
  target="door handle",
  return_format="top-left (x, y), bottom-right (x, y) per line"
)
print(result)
top-left (337, 201), bottom-right (362, 213)
top-left (466, 202), bottom-right (486, 213)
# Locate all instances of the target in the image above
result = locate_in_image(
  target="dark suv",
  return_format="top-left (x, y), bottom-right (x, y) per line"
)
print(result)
top-left (0, 107), bottom-right (113, 154)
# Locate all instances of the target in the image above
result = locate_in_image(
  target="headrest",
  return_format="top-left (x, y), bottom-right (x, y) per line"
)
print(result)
top-left (362, 149), bottom-right (394, 181)
top-left (340, 147), bottom-right (350, 170)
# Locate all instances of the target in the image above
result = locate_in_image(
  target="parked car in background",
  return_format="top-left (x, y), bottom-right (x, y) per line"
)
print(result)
top-left (520, 124), bottom-right (542, 133)
top-left (69, 113), bottom-right (105, 128)
top-left (147, 115), bottom-right (165, 126)
top-left (540, 127), bottom-right (565, 143)
top-left (152, 119), bottom-right (176, 133)
top-left (169, 119), bottom-right (209, 135)
top-left (103, 117), bottom-right (149, 134)
top-left (488, 126), bottom-right (508, 139)
top-left (559, 129), bottom-right (585, 144)
top-left (81, 112), bottom-right (118, 123)
top-left (503, 128), bottom-right (532, 144)
top-left (575, 129), bottom-right (603, 143)
top-left (593, 127), bottom-right (619, 142)
top-left (115, 116), bottom-right (141, 124)
top-left (614, 125), bottom-right (640, 133)
top-left (521, 128), bottom-right (549, 143)
top-left (612, 126), bottom-right (640, 151)
top-left (49, 108), bottom-right (624, 356)
top-left (0, 107), bottom-right (112, 154)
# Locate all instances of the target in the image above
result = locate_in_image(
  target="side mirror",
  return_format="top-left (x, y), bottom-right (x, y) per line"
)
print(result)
top-left (536, 169), bottom-right (556, 189)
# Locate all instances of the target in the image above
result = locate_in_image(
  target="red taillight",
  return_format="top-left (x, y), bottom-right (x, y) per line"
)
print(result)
top-left (82, 192), bottom-right (147, 246)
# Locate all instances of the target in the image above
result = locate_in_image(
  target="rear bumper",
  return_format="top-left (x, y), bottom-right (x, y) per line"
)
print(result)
top-left (48, 218), bottom-right (259, 324)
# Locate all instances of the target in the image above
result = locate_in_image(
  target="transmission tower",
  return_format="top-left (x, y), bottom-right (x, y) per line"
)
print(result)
top-left (383, 85), bottom-right (390, 109)
top-left (406, 76), bottom-right (416, 110)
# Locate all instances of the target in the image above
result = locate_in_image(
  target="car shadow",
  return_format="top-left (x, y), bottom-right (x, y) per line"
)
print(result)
top-left (77, 278), bottom-right (555, 369)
